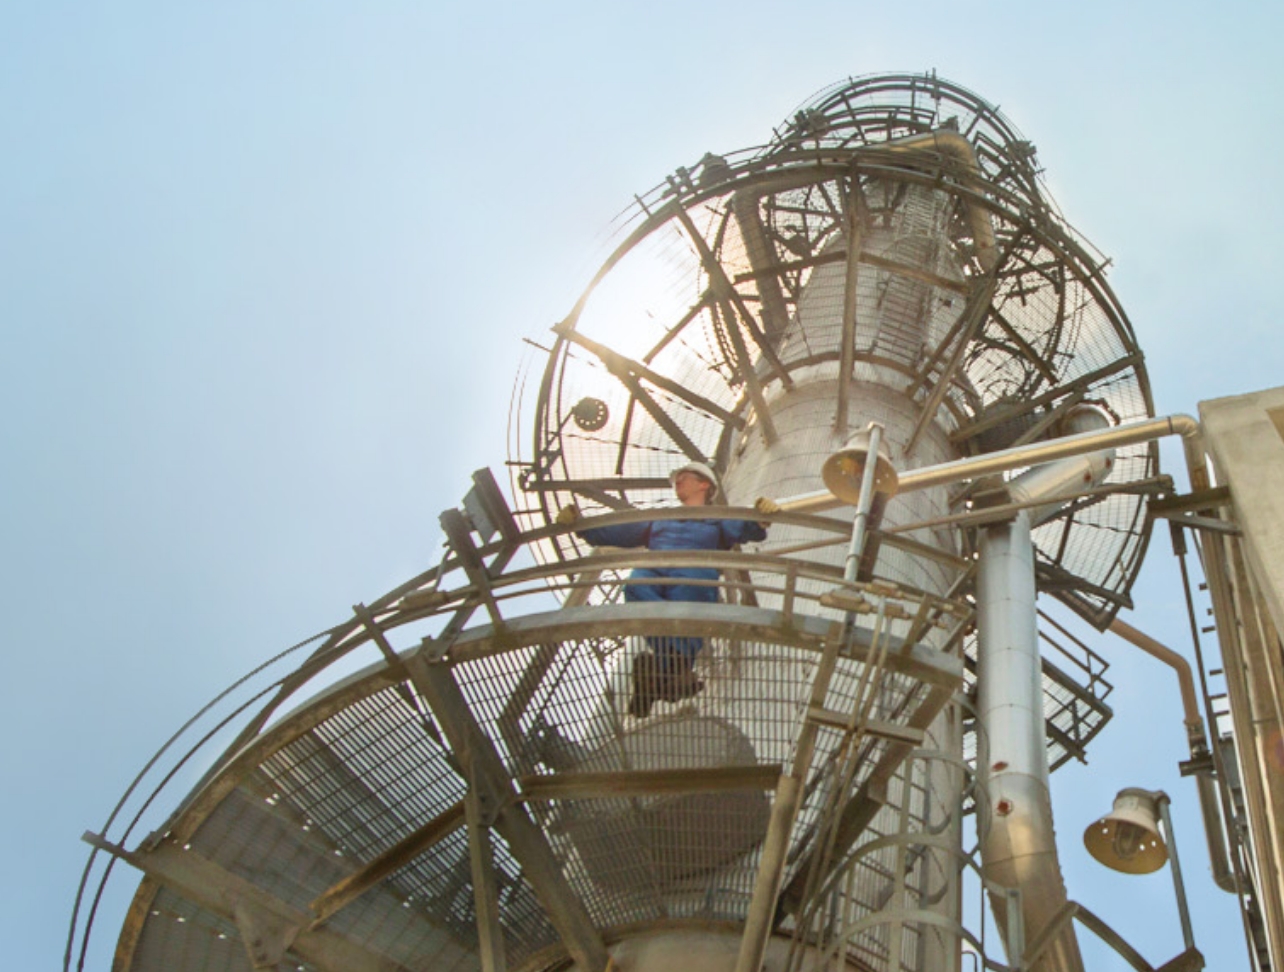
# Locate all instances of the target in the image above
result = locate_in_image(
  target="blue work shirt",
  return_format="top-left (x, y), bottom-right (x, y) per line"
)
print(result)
top-left (576, 513), bottom-right (767, 661)
top-left (577, 516), bottom-right (767, 552)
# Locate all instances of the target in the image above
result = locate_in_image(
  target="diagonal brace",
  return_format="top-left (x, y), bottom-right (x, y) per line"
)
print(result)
top-left (405, 651), bottom-right (610, 972)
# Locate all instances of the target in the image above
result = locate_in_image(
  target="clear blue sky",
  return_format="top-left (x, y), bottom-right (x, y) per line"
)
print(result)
top-left (4, 2), bottom-right (1281, 968)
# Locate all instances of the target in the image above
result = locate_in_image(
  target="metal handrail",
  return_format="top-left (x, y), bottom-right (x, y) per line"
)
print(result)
top-left (66, 504), bottom-right (973, 971)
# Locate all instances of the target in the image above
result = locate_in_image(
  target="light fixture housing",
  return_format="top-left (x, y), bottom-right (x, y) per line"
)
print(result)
top-left (1083, 787), bottom-right (1169, 875)
top-left (821, 422), bottom-right (900, 504)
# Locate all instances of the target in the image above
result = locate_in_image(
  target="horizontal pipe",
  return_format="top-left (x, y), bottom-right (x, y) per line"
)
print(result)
top-left (779, 413), bottom-right (1199, 514)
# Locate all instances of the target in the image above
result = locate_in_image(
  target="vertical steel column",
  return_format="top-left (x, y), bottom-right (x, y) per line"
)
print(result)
top-left (407, 653), bottom-right (610, 972)
top-left (465, 782), bottom-right (509, 972)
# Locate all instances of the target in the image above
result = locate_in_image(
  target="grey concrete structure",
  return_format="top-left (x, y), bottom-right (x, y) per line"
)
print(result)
top-left (1198, 387), bottom-right (1284, 970)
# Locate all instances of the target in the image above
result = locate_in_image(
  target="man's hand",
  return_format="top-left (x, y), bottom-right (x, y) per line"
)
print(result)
top-left (555, 504), bottom-right (580, 526)
top-left (754, 496), bottom-right (781, 516)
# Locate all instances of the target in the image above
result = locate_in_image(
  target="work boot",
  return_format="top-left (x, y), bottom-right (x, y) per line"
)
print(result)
top-left (661, 657), bottom-right (705, 702)
top-left (628, 653), bottom-right (661, 718)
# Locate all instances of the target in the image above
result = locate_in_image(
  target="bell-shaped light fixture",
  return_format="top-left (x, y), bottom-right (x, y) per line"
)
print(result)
top-left (1083, 787), bottom-right (1169, 875)
top-left (822, 423), bottom-right (899, 504)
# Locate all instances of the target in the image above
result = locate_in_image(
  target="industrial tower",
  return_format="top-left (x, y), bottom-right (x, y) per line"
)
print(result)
top-left (70, 74), bottom-right (1281, 972)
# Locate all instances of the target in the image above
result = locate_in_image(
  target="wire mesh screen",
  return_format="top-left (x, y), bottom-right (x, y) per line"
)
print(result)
top-left (119, 615), bottom-right (956, 971)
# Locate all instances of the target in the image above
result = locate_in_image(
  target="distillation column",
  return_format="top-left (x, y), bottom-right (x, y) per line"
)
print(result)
top-left (74, 74), bottom-right (1159, 972)
top-left (529, 76), bottom-right (1153, 971)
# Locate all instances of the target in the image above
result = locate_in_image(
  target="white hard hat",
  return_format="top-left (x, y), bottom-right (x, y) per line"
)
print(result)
top-left (670, 461), bottom-right (719, 499)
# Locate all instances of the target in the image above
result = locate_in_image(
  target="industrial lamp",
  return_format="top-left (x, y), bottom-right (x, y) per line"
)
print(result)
top-left (1084, 788), bottom-right (1198, 956)
top-left (821, 422), bottom-right (900, 584)
top-left (1083, 787), bottom-right (1169, 875)
top-left (822, 422), bottom-right (899, 503)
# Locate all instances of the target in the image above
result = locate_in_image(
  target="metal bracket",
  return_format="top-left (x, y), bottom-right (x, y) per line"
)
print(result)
top-left (421, 635), bottom-right (451, 663)
top-left (466, 769), bottom-right (505, 828)
top-left (232, 897), bottom-right (301, 969)
top-left (1160, 512), bottom-right (1242, 537)
top-left (1149, 486), bottom-right (1231, 517)
top-left (1178, 753), bottom-right (1215, 778)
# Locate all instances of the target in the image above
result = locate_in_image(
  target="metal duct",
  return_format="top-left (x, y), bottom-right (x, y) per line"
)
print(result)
top-left (975, 411), bottom-right (1119, 971)
top-left (977, 510), bottom-right (1085, 972)
top-left (1005, 405), bottom-right (1115, 526)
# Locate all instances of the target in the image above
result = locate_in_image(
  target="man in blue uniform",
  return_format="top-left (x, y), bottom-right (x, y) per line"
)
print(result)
top-left (556, 462), bottom-right (777, 717)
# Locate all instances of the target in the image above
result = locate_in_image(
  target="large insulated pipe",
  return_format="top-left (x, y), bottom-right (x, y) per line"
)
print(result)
top-left (977, 510), bottom-right (1084, 972)
top-left (1003, 406), bottom-right (1115, 526)
top-left (975, 410), bottom-right (1116, 972)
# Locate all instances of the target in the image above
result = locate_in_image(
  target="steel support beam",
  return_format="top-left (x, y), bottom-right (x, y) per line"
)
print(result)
top-left (675, 202), bottom-right (793, 390)
top-left (309, 802), bottom-right (465, 926)
top-left (518, 764), bottom-right (782, 801)
top-left (553, 322), bottom-right (745, 429)
top-left (404, 652), bottom-right (610, 972)
top-left (83, 833), bottom-right (408, 972)
top-left (465, 783), bottom-right (508, 972)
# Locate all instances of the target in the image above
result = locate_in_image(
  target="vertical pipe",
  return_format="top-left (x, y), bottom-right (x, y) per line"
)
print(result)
top-left (843, 425), bottom-right (884, 584)
top-left (977, 512), bottom-right (1083, 972)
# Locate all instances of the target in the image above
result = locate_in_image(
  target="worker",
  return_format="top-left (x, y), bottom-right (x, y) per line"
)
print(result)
top-left (556, 462), bottom-right (780, 717)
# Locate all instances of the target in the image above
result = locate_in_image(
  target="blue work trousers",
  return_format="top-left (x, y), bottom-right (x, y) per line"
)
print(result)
top-left (623, 567), bottom-right (717, 668)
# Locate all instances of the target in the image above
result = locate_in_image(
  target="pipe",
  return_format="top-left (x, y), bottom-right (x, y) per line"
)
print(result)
top-left (843, 424), bottom-right (884, 583)
top-left (876, 129), bottom-right (1000, 274)
top-left (1107, 618), bottom-right (1237, 894)
top-left (1107, 619), bottom-right (1204, 744)
top-left (977, 511), bottom-right (1084, 972)
top-left (1004, 405), bottom-right (1115, 526)
top-left (974, 414), bottom-right (1120, 971)
top-left (779, 413), bottom-right (1200, 514)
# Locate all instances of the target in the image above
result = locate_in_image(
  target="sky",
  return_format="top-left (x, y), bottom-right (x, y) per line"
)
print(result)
top-left (4, 2), bottom-right (1283, 969)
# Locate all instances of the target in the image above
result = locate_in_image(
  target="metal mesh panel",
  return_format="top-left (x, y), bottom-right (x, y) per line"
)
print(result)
top-left (254, 689), bottom-right (557, 967)
top-left (260, 689), bottom-right (466, 861)
top-left (190, 768), bottom-right (482, 970)
top-left (449, 630), bottom-right (944, 935)
top-left (128, 888), bottom-right (264, 972)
